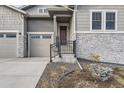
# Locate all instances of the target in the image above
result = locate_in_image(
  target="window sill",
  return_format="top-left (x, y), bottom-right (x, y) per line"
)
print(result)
top-left (77, 31), bottom-right (124, 34)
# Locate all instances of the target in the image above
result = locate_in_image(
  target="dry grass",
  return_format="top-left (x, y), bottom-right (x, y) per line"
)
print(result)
top-left (36, 63), bottom-right (124, 88)
top-left (58, 64), bottom-right (124, 88)
top-left (113, 67), bottom-right (124, 86)
top-left (58, 70), bottom-right (123, 88)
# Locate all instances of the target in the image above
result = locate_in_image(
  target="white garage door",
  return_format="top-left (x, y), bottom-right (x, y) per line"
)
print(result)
top-left (30, 34), bottom-right (52, 57)
top-left (0, 33), bottom-right (17, 58)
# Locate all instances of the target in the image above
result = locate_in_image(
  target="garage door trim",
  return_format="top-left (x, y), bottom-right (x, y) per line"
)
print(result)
top-left (0, 30), bottom-right (18, 58)
top-left (27, 32), bottom-right (54, 57)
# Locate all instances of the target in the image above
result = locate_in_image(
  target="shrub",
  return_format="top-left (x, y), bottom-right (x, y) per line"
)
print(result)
top-left (89, 64), bottom-right (113, 81)
top-left (90, 53), bottom-right (101, 62)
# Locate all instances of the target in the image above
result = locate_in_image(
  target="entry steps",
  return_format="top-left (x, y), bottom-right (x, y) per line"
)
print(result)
top-left (52, 54), bottom-right (77, 63)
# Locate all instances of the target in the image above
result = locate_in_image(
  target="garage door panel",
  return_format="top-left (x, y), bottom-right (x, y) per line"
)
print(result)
top-left (0, 33), bottom-right (17, 58)
top-left (0, 41), bottom-right (17, 57)
top-left (30, 34), bottom-right (51, 57)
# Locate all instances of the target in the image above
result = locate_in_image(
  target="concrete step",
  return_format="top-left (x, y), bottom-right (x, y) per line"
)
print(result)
top-left (52, 54), bottom-right (77, 63)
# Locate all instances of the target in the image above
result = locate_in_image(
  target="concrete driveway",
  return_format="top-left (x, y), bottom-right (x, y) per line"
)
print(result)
top-left (0, 57), bottom-right (49, 88)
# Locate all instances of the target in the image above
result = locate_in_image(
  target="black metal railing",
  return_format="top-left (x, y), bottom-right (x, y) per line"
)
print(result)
top-left (50, 40), bottom-right (76, 62)
top-left (50, 43), bottom-right (59, 62)
top-left (73, 40), bottom-right (76, 57)
top-left (60, 41), bottom-right (74, 54)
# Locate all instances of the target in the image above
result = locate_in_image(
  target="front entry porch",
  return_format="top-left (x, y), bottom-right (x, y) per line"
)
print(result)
top-left (49, 10), bottom-right (76, 63)
top-left (53, 14), bottom-right (74, 44)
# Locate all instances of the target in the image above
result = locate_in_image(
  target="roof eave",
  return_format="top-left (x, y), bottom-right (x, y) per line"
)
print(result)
top-left (47, 7), bottom-right (69, 11)
top-left (61, 5), bottom-right (74, 11)
top-left (5, 5), bottom-right (27, 15)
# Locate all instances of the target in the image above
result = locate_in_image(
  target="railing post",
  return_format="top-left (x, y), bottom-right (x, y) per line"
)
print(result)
top-left (58, 41), bottom-right (61, 58)
top-left (50, 44), bottom-right (52, 62)
top-left (73, 40), bottom-right (76, 57)
top-left (56, 36), bottom-right (61, 58)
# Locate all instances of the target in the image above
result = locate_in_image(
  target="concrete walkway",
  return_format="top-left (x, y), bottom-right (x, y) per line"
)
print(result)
top-left (0, 57), bottom-right (49, 88)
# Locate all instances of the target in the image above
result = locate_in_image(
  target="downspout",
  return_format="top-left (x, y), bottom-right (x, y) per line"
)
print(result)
top-left (73, 5), bottom-right (77, 58)
top-left (53, 15), bottom-right (57, 44)
top-left (73, 5), bottom-right (77, 41)
top-left (74, 6), bottom-right (83, 70)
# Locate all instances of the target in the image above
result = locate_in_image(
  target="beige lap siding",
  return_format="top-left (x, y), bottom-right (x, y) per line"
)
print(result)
top-left (28, 19), bottom-right (53, 32)
top-left (76, 5), bottom-right (124, 31)
top-left (0, 6), bottom-right (25, 57)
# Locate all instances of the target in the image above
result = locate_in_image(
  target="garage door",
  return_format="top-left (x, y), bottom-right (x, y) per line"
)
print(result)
top-left (0, 33), bottom-right (17, 58)
top-left (30, 34), bottom-right (52, 57)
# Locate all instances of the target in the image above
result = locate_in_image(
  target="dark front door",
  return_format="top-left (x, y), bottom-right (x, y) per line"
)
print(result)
top-left (60, 26), bottom-right (67, 45)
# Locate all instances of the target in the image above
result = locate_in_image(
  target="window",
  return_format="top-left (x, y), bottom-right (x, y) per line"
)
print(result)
top-left (42, 34), bottom-right (51, 39)
top-left (6, 34), bottom-right (16, 38)
top-left (0, 34), bottom-right (4, 38)
top-left (91, 10), bottom-right (117, 31)
top-left (44, 9), bottom-right (48, 13)
top-left (106, 12), bottom-right (115, 30)
top-left (92, 12), bottom-right (102, 30)
top-left (38, 8), bottom-right (48, 14)
top-left (31, 35), bottom-right (41, 39)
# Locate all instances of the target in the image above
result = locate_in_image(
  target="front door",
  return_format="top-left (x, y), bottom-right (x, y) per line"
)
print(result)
top-left (60, 26), bottom-right (67, 45)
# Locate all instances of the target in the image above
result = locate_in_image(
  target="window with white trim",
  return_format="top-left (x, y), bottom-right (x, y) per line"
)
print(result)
top-left (6, 34), bottom-right (16, 38)
top-left (106, 12), bottom-right (115, 30)
top-left (38, 8), bottom-right (48, 14)
top-left (42, 34), bottom-right (51, 39)
top-left (91, 10), bottom-right (117, 31)
top-left (92, 12), bottom-right (102, 30)
top-left (31, 35), bottom-right (41, 39)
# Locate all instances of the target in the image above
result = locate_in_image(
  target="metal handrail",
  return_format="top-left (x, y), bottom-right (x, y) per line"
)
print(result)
top-left (50, 40), bottom-right (76, 62)
top-left (50, 43), bottom-right (58, 62)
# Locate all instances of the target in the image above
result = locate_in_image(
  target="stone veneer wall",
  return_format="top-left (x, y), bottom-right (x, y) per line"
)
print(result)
top-left (17, 34), bottom-right (24, 57)
top-left (76, 33), bottom-right (124, 64)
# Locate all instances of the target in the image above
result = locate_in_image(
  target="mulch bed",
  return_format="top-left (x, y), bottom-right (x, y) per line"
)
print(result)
top-left (59, 64), bottom-right (124, 88)
top-left (36, 61), bottom-right (124, 88)
top-left (36, 62), bottom-right (79, 88)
